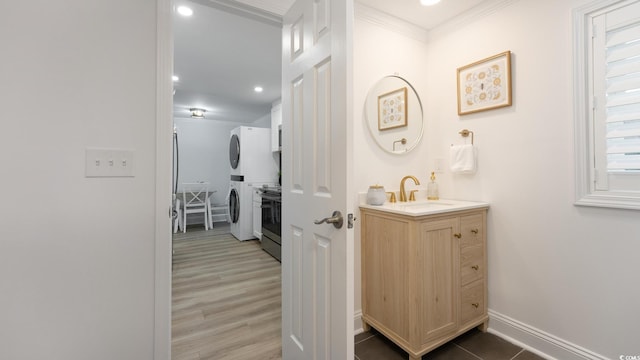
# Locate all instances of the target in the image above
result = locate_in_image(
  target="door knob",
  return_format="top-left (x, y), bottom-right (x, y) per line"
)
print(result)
top-left (314, 210), bottom-right (344, 229)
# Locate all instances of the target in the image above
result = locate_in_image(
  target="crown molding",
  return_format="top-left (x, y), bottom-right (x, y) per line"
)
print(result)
top-left (191, 0), bottom-right (282, 27)
top-left (427, 0), bottom-right (519, 42)
top-left (354, 2), bottom-right (430, 43)
top-left (355, 0), bottom-right (519, 44)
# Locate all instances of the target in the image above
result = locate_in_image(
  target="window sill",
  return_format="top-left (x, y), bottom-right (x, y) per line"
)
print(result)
top-left (575, 193), bottom-right (640, 211)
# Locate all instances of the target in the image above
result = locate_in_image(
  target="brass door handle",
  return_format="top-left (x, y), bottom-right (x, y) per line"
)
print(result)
top-left (314, 211), bottom-right (344, 229)
top-left (472, 303), bottom-right (479, 308)
top-left (454, 233), bottom-right (462, 239)
top-left (471, 229), bottom-right (479, 234)
top-left (471, 265), bottom-right (479, 271)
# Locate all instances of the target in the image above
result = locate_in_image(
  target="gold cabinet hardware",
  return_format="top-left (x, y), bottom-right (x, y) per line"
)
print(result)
top-left (471, 265), bottom-right (479, 270)
top-left (472, 303), bottom-right (479, 308)
top-left (409, 190), bottom-right (419, 201)
top-left (471, 229), bottom-right (479, 234)
top-left (454, 233), bottom-right (462, 239)
top-left (386, 192), bottom-right (397, 203)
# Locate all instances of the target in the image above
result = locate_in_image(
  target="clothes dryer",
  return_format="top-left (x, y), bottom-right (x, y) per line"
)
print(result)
top-left (228, 126), bottom-right (277, 241)
top-left (228, 126), bottom-right (276, 182)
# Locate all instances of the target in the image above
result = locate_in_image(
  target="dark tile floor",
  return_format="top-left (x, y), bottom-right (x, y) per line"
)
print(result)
top-left (355, 328), bottom-right (546, 360)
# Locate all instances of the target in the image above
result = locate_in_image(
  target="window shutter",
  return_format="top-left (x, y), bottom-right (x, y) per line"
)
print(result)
top-left (575, 0), bottom-right (640, 209)
top-left (604, 6), bottom-right (640, 174)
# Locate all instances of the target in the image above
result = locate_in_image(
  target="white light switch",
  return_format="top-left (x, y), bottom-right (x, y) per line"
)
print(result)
top-left (85, 148), bottom-right (135, 177)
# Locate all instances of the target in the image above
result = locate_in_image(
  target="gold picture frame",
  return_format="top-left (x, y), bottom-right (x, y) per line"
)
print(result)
top-left (378, 87), bottom-right (408, 131)
top-left (457, 51), bottom-right (512, 115)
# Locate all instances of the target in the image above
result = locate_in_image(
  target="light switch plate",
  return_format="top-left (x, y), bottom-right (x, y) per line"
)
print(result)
top-left (85, 148), bottom-right (135, 177)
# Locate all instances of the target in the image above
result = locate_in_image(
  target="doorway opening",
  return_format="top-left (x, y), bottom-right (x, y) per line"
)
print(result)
top-left (170, 1), bottom-right (283, 358)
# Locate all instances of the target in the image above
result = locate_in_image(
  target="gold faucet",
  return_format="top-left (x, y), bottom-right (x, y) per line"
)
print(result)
top-left (399, 175), bottom-right (420, 202)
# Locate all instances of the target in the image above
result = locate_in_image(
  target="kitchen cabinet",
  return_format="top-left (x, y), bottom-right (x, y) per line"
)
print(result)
top-left (270, 100), bottom-right (282, 152)
top-left (253, 187), bottom-right (262, 239)
top-left (360, 206), bottom-right (488, 360)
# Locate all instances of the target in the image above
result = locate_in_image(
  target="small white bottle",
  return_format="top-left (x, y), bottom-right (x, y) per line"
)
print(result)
top-left (427, 172), bottom-right (439, 200)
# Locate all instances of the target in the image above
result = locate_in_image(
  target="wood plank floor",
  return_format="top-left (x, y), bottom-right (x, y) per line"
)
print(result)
top-left (172, 224), bottom-right (282, 360)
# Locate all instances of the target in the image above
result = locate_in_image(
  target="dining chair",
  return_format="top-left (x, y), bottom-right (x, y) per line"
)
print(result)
top-left (173, 197), bottom-right (183, 233)
top-left (182, 182), bottom-right (210, 233)
top-left (207, 189), bottom-right (229, 226)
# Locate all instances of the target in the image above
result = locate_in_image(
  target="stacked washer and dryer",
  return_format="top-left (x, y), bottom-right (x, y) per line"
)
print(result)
top-left (228, 126), bottom-right (277, 241)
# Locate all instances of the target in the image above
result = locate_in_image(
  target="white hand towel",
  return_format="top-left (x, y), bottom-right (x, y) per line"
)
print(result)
top-left (450, 144), bottom-right (477, 174)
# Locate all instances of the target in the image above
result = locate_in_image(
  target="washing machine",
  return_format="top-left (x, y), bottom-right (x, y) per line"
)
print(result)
top-left (228, 126), bottom-right (277, 241)
top-left (229, 180), bottom-right (274, 241)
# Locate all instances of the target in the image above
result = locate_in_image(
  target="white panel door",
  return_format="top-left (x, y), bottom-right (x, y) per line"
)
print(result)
top-left (281, 0), bottom-right (353, 359)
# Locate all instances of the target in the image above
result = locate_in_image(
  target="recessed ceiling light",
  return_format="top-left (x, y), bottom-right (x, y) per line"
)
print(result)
top-left (177, 6), bottom-right (193, 16)
top-left (420, 0), bottom-right (441, 6)
top-left (189, 108), bottom-right (206, 118)
top-left (254, 86), bottom-right (264, 93)
top-left (172, 75), bottom-right (179, 82)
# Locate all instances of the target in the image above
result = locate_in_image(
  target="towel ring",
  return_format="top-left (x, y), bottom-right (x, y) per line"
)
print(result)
top-left (459, 129), bottom-right (474, 145)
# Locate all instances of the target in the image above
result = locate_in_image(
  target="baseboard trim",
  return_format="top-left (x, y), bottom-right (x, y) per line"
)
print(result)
top-left (488, 310), bottom-right (609, 360)
top-left (354, 310), bottom-right (365, 335)
top-left (354, 308), bottom-right (608, 360)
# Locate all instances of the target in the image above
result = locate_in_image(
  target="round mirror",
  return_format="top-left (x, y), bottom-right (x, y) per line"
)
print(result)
top-left (364, 75), bottom-right (424, 154)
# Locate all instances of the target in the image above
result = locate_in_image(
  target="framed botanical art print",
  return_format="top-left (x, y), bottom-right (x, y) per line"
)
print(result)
top-left (378, 87), bottom-right (408, 131)
top-left (457, 51), bottom-right (512, 115)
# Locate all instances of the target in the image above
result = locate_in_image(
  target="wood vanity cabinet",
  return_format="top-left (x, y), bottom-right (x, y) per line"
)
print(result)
top-left (360, 206), bottom-right (488, 360)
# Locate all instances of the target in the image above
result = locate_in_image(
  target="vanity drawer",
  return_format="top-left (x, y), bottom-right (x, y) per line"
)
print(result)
top-left (460, 245), bottom-right (483, 286)
top-left (460, 214), bottom-right (483, 248)
top-left (460, 280), bottom-right (485, 325)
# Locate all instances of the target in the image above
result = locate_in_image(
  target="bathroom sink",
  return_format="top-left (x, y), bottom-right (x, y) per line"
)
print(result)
top-left (360, 198), bottom-right (489, 217)
top-left (397, 201), bottom-right (455, 213)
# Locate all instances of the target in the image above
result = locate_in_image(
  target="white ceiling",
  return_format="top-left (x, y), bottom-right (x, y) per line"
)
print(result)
top-left (172, 0), bottom-right (486, 123)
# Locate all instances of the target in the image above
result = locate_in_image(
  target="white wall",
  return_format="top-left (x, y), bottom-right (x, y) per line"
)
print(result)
top-left (353, 17), bottom-right (431, 326)
top-left (173, 115), bottom-right (272, 207)
top-left (0, 1), bottom-right (158, 359)
top-left (174, 117), bottom-right (236, 205)
top-left (354, 0), bottom-right (640, 358)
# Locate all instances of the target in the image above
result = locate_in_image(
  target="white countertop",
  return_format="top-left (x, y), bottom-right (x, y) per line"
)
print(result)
top-left (359, 198), bottom-right (489, 217)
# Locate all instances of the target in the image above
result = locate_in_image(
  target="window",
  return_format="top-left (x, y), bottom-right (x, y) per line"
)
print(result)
top-left (574, 0), bottom-right (640, 210)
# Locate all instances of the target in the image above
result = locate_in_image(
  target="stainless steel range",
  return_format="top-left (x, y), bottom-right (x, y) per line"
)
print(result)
top-left (260, 187), bottom-right (281, 262)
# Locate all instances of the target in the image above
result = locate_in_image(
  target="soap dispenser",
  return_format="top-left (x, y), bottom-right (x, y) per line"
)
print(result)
top-left (427, 172), bottom-right (439, 200)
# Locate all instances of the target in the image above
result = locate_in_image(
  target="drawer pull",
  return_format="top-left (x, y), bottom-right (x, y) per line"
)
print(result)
top-left (471, 265), bottom-right (479, 271)
top-left (454, 233), bottom-right (462, 239)
top-left (471, 303), bottom-right (479, 308)
top-left (471, 229), bottom-right (479, 234)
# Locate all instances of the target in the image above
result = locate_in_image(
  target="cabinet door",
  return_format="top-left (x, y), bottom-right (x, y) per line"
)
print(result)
top-left (362, 214), bottom-right (411, 341)
top-left (270, 101), bottom-right (282, 152)
top-left (419, 218), bottom-right (459, 344)
top-left (253, 202), bottom-right (262, 238)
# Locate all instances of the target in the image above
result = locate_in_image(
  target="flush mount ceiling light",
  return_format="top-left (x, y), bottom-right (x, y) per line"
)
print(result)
top-left (172, 75), bottom-right (179, 82)
top-left (254, 86), bottom-right (264, 93)
top-left (420, 0), bottom-right (441, 6)
top-left (190, 108), bottom-right (206, 118)
top-left (177, 6), bottom-right (193, 16)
